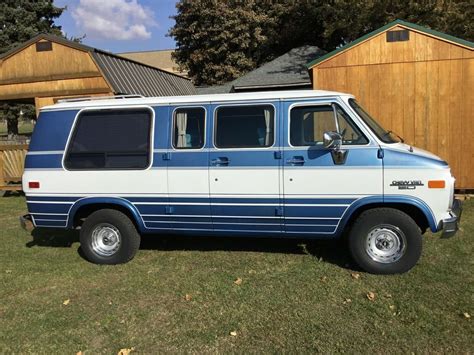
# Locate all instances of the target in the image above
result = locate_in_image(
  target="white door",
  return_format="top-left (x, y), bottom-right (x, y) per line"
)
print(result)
top-left (209, 103), bottom-right (283, 234)
top-left (282, 100), bottom-right (383, 236)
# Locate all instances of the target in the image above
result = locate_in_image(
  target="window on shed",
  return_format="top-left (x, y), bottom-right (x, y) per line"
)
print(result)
top-left (386, 30), bottom-right (409, 42)
top-left (36, 41), bottom-right (53, 52)
top-left (215, 105), bottom-right (274, 148)
top-left (173, 107), bottom-right (205, 149)
top-left (65, 108), bottom-right (152, 170)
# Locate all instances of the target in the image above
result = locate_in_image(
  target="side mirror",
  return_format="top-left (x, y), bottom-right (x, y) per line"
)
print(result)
top-left (323, 131), bottom-right (342, 150)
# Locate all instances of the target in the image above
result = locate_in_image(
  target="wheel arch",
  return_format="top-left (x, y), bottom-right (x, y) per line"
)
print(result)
top-left (337, 195), bottom-right (437, 236)
top-left (67, 197), bottom-right (145, 232)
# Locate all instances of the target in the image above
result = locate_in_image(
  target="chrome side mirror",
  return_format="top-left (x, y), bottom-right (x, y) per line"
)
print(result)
top-left (323, 131), bottom-right (342, 150)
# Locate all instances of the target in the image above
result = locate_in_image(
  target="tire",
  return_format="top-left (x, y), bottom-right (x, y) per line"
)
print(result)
top-left (348, 208), bottom-right (422, 274)
top-left (80, 209), bottom-right (141, 265)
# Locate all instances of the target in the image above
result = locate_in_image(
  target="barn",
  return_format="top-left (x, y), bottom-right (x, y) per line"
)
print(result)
top-left (0, 33), bottom-right (195, 113)
top-left (307, 20), bottom-right (473, 189)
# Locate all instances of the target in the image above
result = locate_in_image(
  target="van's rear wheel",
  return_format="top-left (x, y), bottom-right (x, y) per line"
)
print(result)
top-left (80, 209), bottom-right (140, 264)
top-left (348, 208), bottom-right (422, 274)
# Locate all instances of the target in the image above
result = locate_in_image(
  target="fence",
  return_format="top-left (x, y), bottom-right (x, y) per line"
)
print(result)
top-left (0, 144), bottom-right (28, 191)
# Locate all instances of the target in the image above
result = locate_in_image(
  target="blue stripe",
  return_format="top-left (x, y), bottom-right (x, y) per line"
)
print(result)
top-left (285, 206), bottom-right (346, 218)
top-left (212, 224), bottom-right (281, 231)
top-left (27, 196), bottom-right (80, 202)
top-left (27, 203), bottom-right (72, 214)
top-left (30, 214), bottom-right (68, 220)
top-left (29, 110), bottom-right (78, 151)
top-left (25, 154), bottom-right (63, 169)
top-left (285, 225), bottom-right (336, 233)
top-left (34, 220), bottom-right (68, 227)
top-left (143, 215), bottom-right (212, 223)
top-left (145, 222), bottom-right (173, 230)
top-left (285, 219), bottom-right (339, 226)
top-left (284, 198), bottom-right (355, 204)
top-left (24, 149), bottom-right (445, 169)
top-left (211, 205), bottom-right (277, 217)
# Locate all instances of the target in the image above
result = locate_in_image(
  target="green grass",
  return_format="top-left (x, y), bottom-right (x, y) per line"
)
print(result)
top-left (0, 195), bottom-right (472, 353)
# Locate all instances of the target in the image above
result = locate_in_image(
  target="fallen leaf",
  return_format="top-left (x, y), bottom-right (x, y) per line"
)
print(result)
top-left (463, 312), bottom-right (471, 319)
top-left (63, 299), bottom-right (70, 306)
top-left (76, 352), bottom-right (84, 355)
top-left (184, 294), bottom-right (192, 301)
top-left (351, 273), bottom-right (360, 280)
top-left (366, 292), bottom-right (376, 301)
top-left (230, 331), bottom-right (237, 336)
top-left (343, 298), bottom-right (352, 304)
top-left (234, 278), bottom-right (242, 285)
top-left (117, 347), bottom-right (135, 355)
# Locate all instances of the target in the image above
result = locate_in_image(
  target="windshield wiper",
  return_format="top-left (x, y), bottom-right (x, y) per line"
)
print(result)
top-left (384, 130), bottom-right (404, 143)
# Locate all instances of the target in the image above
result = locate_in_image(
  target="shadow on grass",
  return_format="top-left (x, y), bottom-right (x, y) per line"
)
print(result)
top-left (26, 228), bottom-right (79, 248)
top-left (26, 228), bottom-right (357, 270)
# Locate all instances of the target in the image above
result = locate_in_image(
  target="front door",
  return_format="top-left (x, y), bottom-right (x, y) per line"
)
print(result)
top-left (282, 99), bottom-right (383, 236)
top-left (209, 102), bottom-right (282, 234)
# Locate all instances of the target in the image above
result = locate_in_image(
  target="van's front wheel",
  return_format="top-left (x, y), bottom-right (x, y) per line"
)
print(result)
top-left (348, 208), bottom-right (422, 274)
top-left (80, 209), bottom-right (141, 264)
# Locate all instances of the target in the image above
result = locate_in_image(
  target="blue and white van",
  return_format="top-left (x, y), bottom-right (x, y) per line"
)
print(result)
top-left (21, 91), bottom-right (462, 274)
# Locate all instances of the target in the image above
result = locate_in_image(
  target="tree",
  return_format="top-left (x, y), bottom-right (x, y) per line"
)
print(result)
top-left (0, 1), bottom-right (64, 136)
top-left (0, 0), bottom-right (64, 54)
top-left (169, 0), bottom-right (473, 86)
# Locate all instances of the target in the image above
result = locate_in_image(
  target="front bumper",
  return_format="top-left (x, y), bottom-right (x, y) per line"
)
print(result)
top-left (440, 199), bottom-right (463, 238)
top-left (19, 214), bottom-right (34, 232)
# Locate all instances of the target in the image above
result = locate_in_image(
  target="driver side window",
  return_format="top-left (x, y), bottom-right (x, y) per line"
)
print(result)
top-left (290, 104), bottom-right (368, 146)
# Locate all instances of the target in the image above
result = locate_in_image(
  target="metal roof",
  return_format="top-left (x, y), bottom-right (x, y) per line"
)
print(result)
top-left (0, 33), bottom-right (195, 96)
top-left (91, 51), bottom-right (195, 96)
top-left (307, 19), bottom-right (474, 69)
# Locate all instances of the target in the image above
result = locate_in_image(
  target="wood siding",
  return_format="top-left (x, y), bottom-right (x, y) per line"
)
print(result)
top-left (312, 26), bottom-right (474, 189)
top-left (0, 40), bottom-right (112, 102)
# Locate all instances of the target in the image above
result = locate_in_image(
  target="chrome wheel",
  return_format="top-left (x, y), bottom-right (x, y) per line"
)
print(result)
top-left (366, 225), bottom-right (406, 263)
top-left (90, 223), bottom-right (121, 257)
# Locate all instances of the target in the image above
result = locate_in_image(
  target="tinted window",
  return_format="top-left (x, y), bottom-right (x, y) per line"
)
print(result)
top-left (215, 105), bottom-right (274, 148)
top-left (65, 109), bottom-right (151, 170)
top-left (173, 107), bottom-right (205, 149)
top-left (290, 105), bottom-right (368, 146)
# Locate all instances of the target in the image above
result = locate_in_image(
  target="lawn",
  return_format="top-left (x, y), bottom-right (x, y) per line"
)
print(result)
top-left (0, 195), bottom-right (472, 353)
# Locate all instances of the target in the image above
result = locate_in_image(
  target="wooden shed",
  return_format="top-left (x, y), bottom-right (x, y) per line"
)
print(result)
top-left (308, 20), bottom-right (473, 189)
top-left (0, 33), bottom-right (195, 113)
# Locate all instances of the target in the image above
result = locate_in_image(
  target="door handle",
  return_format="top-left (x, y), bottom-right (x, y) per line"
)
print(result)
top-left (286, 156), bottom-right (305, 165)
top-left (211, 157), bottom-right (230, 166)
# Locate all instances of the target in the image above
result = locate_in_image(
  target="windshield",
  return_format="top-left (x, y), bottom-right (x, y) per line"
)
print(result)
top-left (349, 99), bottom-right (400, 144)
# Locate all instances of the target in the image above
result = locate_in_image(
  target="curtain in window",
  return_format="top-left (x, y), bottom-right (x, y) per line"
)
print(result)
top-left (264, 108), bottom-right (272, 146)
top-left (176, 111), bottom-right (188, 148)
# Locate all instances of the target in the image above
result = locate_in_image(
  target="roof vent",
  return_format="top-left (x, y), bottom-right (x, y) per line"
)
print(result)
top-left (386, 30), bottom-right (409, 42)
top-left (36, 41), bottom-right (53, 52)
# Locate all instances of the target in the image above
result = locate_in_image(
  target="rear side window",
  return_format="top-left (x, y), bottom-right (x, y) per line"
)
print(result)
top-left (173, 107), bottom-right (205, 149)
top-left (215, 105), bottom-right (274, 148)
top-left (65, 108), bottom-right (152, 170)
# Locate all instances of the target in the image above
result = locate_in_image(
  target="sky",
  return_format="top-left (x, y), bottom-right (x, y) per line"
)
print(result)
top-left (54, 0), bottom-right (178, 53)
